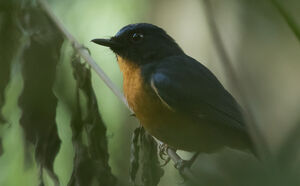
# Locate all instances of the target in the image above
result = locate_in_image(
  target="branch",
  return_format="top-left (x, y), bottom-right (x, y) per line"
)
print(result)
top-left (202, 0), bottom-right (270, 159)
top-left (37, 0), bottom-right (127, 108)
top-left (37, 0), bottom-right (199, 183)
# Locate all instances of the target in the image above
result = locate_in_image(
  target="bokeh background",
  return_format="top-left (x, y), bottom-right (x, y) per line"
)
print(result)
top-left (0, 0), bottom-right (300, 185)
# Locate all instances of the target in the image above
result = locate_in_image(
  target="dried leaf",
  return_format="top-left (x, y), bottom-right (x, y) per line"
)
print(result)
top-left (0, 0), bottom-right (21, 158)
top-left (129, 127), bottom-right (164, 186)
top-left (18, 4), bottom-right (63, 185)
top-left (135, 128), bottom-right (164, 186)
top-left (0, 1), bottom-right (20, 123)
top-left (68, 53), bottom-right (117, 186)
top-left (129, 127), bottom-right (141, 185)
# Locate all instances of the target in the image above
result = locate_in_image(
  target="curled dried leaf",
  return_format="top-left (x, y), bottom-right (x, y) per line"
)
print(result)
top-left (18, 5), bottom-right (63, 185)
top-left (130, 127), bottom-right (141, 185)
top-left (68, 53), bottom-right (117, 186)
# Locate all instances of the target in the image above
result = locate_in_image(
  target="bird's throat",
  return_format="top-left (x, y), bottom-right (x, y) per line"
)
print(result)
top-left (116, 55), bottom-right (139, 77)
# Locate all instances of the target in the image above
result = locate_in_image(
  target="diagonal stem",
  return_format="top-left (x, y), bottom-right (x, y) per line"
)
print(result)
top-left (37, 0), bottom-right (128, 108)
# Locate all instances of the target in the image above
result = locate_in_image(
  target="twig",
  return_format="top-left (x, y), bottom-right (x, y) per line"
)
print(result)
top-left (37, 0), bottom-right (199, 183)
top-left (270, 0), bottom-right (300, 43)
top-left (202, 0), bottom-right (270, 159)
top-left (37, 0), bottom-right (127, 108)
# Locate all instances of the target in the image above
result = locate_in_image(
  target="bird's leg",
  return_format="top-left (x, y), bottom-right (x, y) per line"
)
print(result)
top-left (174, 152), bottom-right (200, 171)
top-left (158, 143), bottom-right (171, 167)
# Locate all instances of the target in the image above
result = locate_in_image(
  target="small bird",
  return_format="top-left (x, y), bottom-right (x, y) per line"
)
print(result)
top-left (92, 23), bottom-right (254, 155)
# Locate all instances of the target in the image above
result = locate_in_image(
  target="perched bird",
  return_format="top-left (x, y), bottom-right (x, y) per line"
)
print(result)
top-left (92, 23), bottom-right (254, 155)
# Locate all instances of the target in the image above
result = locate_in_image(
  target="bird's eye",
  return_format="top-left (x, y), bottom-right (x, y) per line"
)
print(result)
top-left (130, 33), bottom-right (144, 43)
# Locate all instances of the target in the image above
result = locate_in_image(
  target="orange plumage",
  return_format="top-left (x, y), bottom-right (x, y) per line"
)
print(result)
top-left (93, 23), bottom-right (254, 155)
top-left (117, 55), bottom-right (250, 152)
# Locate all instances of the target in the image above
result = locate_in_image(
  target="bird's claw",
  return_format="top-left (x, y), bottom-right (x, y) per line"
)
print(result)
top-left (158, 143), bottom-right (171, 167)
top-left (174, 159), bottom-right (186, 170)
top-left (174, 152), bottom-right (199, 171)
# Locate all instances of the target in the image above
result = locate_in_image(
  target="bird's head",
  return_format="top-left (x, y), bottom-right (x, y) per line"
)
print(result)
top-left (92, 23), bottom-right (184, 64)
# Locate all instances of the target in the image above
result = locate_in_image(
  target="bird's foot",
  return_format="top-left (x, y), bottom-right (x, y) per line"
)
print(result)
top-left (129, 113), bottom-right (136, 117)
top-left (174, 152), bottom-right (199, 171)
top-left (158, 143), bottom-right (171, 167)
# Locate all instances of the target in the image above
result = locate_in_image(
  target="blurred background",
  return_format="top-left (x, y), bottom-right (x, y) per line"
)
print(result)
top-left (0, 0), bottom-right (300, 185)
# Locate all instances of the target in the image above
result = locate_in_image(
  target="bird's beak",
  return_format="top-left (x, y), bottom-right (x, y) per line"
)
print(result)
top-left (91, 38), bottom-right (122, 48)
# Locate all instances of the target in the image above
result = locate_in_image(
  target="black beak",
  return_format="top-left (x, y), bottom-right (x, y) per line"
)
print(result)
top-left (91, 38), bottom-right (122, 48)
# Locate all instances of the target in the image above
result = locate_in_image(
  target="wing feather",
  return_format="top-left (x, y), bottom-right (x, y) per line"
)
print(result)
top-left (148, 55), bottom-right (245, 131)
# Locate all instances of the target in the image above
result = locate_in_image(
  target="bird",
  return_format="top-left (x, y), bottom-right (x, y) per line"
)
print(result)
top-left (92, 23), bottom-right (255, 156)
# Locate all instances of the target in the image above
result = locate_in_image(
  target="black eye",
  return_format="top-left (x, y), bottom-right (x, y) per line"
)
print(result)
top-left (130, 33), bottom-right (144, 43)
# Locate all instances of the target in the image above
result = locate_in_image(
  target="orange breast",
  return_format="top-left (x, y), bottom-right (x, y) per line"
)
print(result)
top-left (117, 56), bottom-right (251, 152)
top-left (117, 56), bottom-right (202, 150)
top-left (117, 56), bottom-right (167, 121)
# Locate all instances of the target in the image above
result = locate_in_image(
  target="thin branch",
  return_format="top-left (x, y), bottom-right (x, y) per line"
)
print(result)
top-left (202, 0), bottom-right (270, 159)
top-left (270, 0), bottom-right (300, 43)
top-left (37, 0), bottom-right (127, 108)
top-left (37, 0), bottom-right (199, 183)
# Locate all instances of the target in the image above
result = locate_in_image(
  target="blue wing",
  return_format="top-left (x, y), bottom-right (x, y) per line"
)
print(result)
top-left (145, 55), bottom-right (245, 131)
